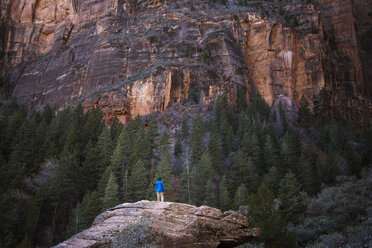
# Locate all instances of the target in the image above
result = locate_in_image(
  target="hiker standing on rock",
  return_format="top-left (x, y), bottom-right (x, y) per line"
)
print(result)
top-left (155, 177), bottom-right (165, 202)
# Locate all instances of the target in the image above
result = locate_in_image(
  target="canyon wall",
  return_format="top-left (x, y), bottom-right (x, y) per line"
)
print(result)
top-left (0, 0), bottom-right (370, 122)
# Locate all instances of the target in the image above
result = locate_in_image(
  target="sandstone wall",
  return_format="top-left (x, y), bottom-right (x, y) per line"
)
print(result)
top-left (315, 0), bottom-right (372, 99)
top-left (1, 0), bottom-right (370, 122)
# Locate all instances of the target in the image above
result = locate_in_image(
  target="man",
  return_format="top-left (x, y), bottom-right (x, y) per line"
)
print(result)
top-left (155, 177), bottom-right (165, 202)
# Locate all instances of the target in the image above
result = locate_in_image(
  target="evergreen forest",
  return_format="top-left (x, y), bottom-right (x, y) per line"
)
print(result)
top-left (0, 89), bottom-right (371, 248)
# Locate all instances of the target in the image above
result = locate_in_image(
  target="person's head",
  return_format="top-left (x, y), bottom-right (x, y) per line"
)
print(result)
top-left (158, 177), bottom-right (162, 181)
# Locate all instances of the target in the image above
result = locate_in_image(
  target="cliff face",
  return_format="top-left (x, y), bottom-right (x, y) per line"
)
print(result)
top-left (0, 0), bottom-right (370, 122)
top-left (315, 0), bottom-right (372, 99)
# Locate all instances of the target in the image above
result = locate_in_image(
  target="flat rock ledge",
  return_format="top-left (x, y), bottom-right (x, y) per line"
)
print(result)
top-left (53, 200), bottom-right (260, 248)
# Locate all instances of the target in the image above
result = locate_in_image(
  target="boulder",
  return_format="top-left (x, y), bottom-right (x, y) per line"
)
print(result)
top-left (53, 200), bottom-right (260, 248)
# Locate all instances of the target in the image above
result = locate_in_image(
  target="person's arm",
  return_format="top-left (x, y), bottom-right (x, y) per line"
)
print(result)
top-left (161, 182), bottom-right (165, 192)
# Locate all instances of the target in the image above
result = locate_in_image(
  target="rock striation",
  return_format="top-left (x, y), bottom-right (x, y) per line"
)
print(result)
top-left (53, 200), bottom-right (260, 248)
top-left (0, 0), bottom-right (371, 121)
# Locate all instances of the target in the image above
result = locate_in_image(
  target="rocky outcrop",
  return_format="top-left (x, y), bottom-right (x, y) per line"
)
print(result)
top-left (53, 200), bottom-right (260, 248)
top-left (0, 0), bottom-right (370, 122)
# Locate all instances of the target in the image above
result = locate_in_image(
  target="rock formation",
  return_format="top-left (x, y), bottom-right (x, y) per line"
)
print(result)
top-left (53, 200), bottom-right (260, 248)
top-left (0, 0), bottom-right (371, 122)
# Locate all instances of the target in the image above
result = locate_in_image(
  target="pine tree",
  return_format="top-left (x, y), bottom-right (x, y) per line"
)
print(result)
top-left (128, 160), bottom-right (148, 202)
top-left (263, 166), bottom-right (281, 196)
top-left (96, 127), bottom-right (113, 168)
top-left (81, 142), bottom-right (103, 192)
top-left (248, 184), bottom-right (296, 248)
top-left (97, 166), bottom-right (112, 195)
top-left (219, 176), bottom-right (232, 211)
top-left (296, 154), bottom-right (315, 194)
top-left (159, 131), bottom-right (170, 154)
top-left (111, 128), bottom-right (131, 172)
top-left (229, 149), bottom-right (249, 193)
top-left (278, 172), bottom-right (307, 224)
top-left (146, 117), bottom-right (159, 158)
top-left (180, 162), bottom-right (192, 205)
top-left (41, 104), bottom-right (54, 125)
top-left (64, 202), bottom-right (83, 238)
top-left (203, 180), bottom-right (218, 208)
top-left (102, 173), bottom-right (120, 211)
top-left (207, 124), bottom-right (223, 176)
top-left (264, 134), bottom-right (280, 169)
top-left (128, 129), bottom-right (149, 169)
top-left (82, 106), bottom-right (104, 146)
top-left (220, 118), bottom-right (234, 156)
top-left (174, 137), bottom-right (182, 158)
top-left (21, 189), bottom-right (43, 240)
top-left (17, 234), bottom-right (32, 248)
top-left (122, 168), bottom-right (130, 202)
top-left (233, 184), bottom-right (249, 209)
top-left (282, 130), bottom-right (302, 172)
top-left (181, 115), bottom-right (189, 140)
top-left (126, 114), bottom-right (143, 140)
top-left (214, 94), bottom-right (228, 128)
top-left (237, 112), bottom-right (250, 141)
top-left (80, 191), bottom-right (102, 229)
top-left (55, 149), bottom-right (81, 201)
top-left (155, 150), bottom-right (173, 195)
top-left (110, 116), bottom-right (123, 141)
top-left (246, 133), bottom-right (263, 173)
top-left (190, 151), bottom-right (212, 205)
top-left (323, 148), bottom-right (342, 184)
top-left (190, 113), bottom-right (204, 165)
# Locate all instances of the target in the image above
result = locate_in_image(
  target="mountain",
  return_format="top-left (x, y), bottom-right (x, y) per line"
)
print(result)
top-left (1, 0), bottom-right (371, 121)
top-left (0, 1), bottom-right (371, 248)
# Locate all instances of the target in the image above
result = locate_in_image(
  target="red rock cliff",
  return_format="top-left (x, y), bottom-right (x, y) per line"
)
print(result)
top-left (0, 0), bottom-right (371, 122)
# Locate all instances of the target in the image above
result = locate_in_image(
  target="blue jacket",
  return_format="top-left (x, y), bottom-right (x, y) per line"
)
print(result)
top-left (155, 180), bottom-right (164, 192)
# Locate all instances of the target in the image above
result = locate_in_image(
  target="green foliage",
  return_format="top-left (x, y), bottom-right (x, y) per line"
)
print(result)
top-left (292, 175), bottom-right (371, 247)
top-left (281, 129), bottom-right (302, 173)
top-left (109, 116), bottom-right (123, 141)
top-left (233, 184), bottom-right (249, 209)
top-left (129, 160), bottom-right (148, 202)
top-left (96, 127), bottom-right (114, 167)
top-left (203, 179), bottom-right (218, 208)
top-left (16, 235), bottom-right (32, 248)
top-left (264, 134), bottom-right (280, 169)
top-left (158, 131), bottom-right (170, 154)
top-left (173, 137), bottom-right (182, 158)
top-left (219, 176), bottom-right (232, 211)
top-left (263, 166), bottom-right (281, 196)
top-left (129, 129), bottom-right (149, 169)
top-left (248, 184), bottom-right (296, 248)
top-left (102, 173), bottom-right (120, 211)
top-left (207, 123), bottom-right (223, 176)
top-left (155, 150), bottom-right (173, 199)
top-left (190, 150), bottom-right (212, 205)
top-left (279, 173), bottom-right (307, 224)
top-left (190, 113), bottom-right (204, 165)
top-left (220, 118), bottom-right (235, 156)
top-left (181, 115), bottom-right (189, 140)
top-left (110, 127), bottom-right (131, 195)
top-left (0, 88), bottom-right (369, 247)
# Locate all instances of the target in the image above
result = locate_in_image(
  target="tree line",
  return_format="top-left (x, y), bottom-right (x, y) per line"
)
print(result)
top-left (0, 88), bottom-right (370, 247)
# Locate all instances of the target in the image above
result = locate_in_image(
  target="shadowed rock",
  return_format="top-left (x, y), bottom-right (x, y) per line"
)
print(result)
top-left (53, 200), bottom-right (260, 248)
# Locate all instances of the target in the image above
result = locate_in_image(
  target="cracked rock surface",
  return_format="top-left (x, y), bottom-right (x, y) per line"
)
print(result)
top-left (53, 200), bottom-right (260, 248)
